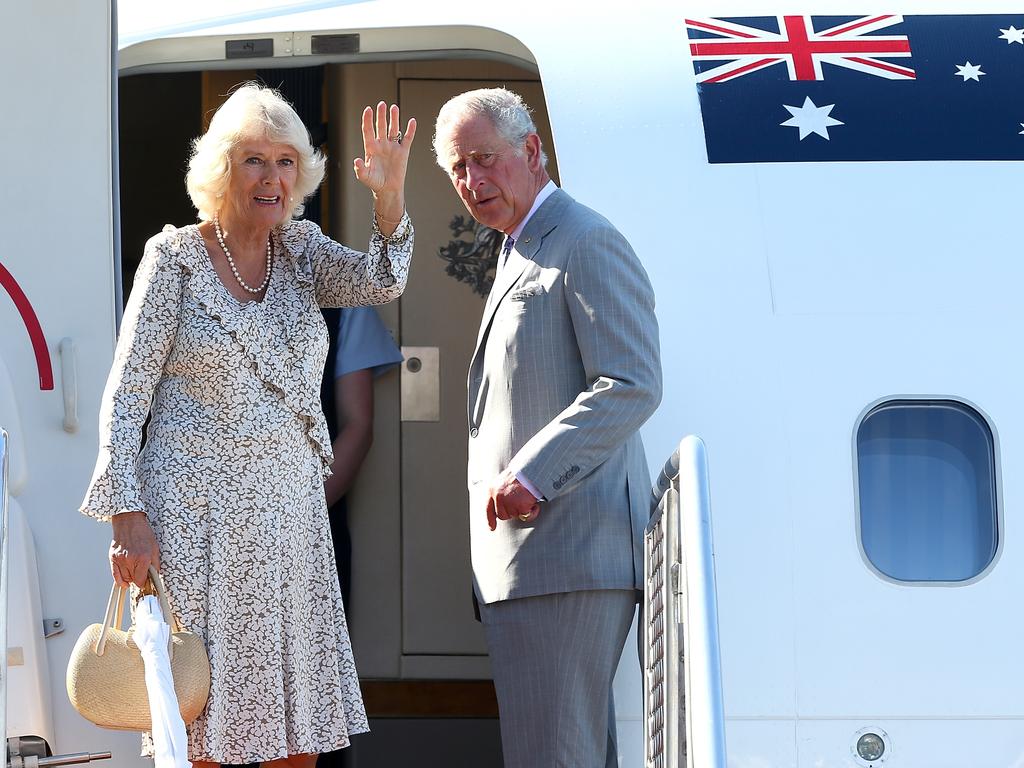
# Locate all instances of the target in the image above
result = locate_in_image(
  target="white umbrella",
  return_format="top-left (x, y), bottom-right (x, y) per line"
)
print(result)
top-left (134, 595), bottom-right (191, 768)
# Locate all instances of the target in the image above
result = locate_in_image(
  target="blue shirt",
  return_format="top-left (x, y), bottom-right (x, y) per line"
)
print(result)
top-left (333, 307), bottom-right (403, 379)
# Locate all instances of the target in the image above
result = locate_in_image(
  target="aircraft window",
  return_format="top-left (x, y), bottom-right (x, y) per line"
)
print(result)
top-left (856, 400), bottom-right (998, 582)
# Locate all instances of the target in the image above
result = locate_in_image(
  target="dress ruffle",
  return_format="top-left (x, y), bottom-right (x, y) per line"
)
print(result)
top-left (169, 223), bottom-right (334, 475)
top-left (80, 215), bottom-right (413, 516)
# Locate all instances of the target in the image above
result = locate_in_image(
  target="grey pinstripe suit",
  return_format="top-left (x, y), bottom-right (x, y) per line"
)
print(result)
top-left (467, 188), bottom-right (662, 766)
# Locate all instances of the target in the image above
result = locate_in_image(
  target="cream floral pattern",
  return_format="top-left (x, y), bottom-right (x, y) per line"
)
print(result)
top-left (80, 215), bottom-right (413, 762)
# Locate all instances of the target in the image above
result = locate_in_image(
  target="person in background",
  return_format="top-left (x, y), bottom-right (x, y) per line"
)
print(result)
top-left (316, 305), bottom-right (402, 768)
top-left (433, 87), bottom-right (662, 768)
top-left (320, 305), bottom-right (403, 612)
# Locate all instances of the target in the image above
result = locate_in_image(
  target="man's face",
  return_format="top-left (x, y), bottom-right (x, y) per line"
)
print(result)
top-left (438, 113), bottom-right (541, 235)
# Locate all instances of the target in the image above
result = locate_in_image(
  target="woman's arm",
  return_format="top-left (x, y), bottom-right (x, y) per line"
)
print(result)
top-left (303, 215), bottom-right (414, 308)
top-left (310, 101), bottom-right (417, 308)
top-left (80, 232), bottom-right (181, 585)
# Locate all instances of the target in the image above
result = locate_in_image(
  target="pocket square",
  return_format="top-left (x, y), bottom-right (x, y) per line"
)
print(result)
top-left (509, 282), bottom-right (545, 301)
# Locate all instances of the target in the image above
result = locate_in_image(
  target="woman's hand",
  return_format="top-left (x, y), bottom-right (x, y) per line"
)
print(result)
top-left (353, 101), bottom-right (417, 231)
top-left (109, 511), bottom-right (160, 588)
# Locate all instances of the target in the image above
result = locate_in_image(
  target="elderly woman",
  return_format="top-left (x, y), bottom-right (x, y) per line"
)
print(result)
top-left (79, 84), bottom-right (416, 767)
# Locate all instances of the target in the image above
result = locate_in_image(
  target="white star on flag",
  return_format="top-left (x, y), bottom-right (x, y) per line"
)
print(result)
top-left (999, 25), bottom-right (1024, 44)
top-left (1019, 123), bottom-right (1024, 135)
top-left (780, 96), bottom-right (844, 141)
top-left (955, 61), bottom-right (986, 81)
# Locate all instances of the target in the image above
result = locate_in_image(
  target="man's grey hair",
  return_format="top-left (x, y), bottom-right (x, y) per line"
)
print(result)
top-left (433, 87), bottom-right (549, 169)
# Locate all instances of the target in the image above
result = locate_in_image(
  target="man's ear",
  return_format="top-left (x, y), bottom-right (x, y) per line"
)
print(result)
top-left (524, 133), bottom-right (543, 171)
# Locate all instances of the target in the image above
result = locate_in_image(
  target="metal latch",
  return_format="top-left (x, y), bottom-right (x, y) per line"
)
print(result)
top-left (400, 346), bottom-right (440, 422)
top-left (670, 562), bottom-right (683, 597)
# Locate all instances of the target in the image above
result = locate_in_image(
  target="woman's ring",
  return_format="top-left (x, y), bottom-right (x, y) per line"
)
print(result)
top-left (518, 513), bottom-right (531, 522)
top-left (391, 131), bottom-right (403, 144)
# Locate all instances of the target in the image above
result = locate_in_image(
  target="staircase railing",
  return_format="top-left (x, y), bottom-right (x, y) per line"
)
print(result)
top-left (1, 428), bottom-right (9, 750)
top-left (643, 436), bottom-right (727, 768)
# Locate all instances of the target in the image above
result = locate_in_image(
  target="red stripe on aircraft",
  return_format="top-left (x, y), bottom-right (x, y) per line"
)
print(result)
top-left (0, 262), bottom-right (54, 390)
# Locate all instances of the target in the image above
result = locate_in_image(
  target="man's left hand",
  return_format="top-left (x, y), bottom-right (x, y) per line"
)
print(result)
top-left (486, 471), bottom-right (540, 531)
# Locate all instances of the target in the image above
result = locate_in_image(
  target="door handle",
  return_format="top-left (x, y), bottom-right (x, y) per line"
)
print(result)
top-left (59, 337), bottom-right (78, 434)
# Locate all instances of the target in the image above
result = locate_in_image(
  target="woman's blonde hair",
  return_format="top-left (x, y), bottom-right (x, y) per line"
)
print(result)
top-left (186, 83), bottom-right (326, 223)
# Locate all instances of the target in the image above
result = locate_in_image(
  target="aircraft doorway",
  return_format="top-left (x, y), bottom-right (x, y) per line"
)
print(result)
top-left (118, 57), bottom-right (559, 766)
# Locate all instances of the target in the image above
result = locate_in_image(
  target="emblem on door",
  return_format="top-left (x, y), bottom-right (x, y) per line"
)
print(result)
top-left (437, 215), bottom-right (502, 297)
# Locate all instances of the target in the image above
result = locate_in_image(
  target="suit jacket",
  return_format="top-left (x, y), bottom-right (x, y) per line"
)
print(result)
top-left (467, 189), bottom-right (662, 604)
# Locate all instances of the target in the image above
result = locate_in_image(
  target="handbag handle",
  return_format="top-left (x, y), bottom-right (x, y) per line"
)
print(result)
top-left (95, 566), bottom-right (180, 657)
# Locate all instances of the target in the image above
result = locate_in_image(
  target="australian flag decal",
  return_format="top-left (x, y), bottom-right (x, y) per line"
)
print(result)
top-left (686, 14), bottom-right (1024, 162)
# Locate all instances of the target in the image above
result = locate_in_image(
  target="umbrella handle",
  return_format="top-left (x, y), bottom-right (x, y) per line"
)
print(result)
top-left (94, 567), bottom-right (181, 658)
top-left (145, 566), bottom-right (182, 636)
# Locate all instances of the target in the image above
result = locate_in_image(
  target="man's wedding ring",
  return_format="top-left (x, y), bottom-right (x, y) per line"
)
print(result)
top-left (391, 131), bottom-right (403, 144)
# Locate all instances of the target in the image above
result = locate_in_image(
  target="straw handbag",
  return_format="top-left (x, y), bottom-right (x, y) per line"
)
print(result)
top-left (66, 566), bottom-right (211, 731)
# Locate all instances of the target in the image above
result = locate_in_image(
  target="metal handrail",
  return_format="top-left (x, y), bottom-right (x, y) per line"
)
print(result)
top-left (644, 435), bottom-right (727, 768)
top-left (1, 428), bottom-right (9, 752)
top-left (0, 433), bottom-right (109, 768)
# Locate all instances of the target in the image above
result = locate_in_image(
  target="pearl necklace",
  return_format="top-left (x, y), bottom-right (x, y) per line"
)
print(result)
top-left (213, 215), bottom-right (272, 294)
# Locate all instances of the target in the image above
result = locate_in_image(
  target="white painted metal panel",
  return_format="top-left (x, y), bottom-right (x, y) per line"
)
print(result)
top-left (0, 357), bottom-right (28, 497)
top-left (5, 1), bottom-right (1016, 765)
top-left (0, 0), bottom-right (135, 762)
top-left (6, 498), bottom-right (53, 747)
top-left (797, 719), bottom-right (1024, 767)
top-left (724, 720), bottom-right (797, 768)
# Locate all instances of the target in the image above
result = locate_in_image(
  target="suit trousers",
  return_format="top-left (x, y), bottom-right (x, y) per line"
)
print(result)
top-left (479, 589), bottom-right (637, 768)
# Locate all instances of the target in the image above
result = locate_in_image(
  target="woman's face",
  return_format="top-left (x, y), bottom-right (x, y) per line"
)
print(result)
top-left (223, 137), bottom-right (299, 229)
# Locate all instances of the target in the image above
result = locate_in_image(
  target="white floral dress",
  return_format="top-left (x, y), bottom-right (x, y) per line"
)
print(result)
top-left (80, 215), bottom-right (413, 762)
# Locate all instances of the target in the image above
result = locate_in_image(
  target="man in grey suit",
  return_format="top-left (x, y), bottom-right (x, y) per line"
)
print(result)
top-left (434, 88), bottom-right (662, 767)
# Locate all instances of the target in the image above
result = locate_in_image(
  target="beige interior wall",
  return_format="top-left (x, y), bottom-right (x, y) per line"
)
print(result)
top-left (200, 70), bottom-right (257, 127)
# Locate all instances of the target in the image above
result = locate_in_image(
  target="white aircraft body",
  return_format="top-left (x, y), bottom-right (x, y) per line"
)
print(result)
top-left (2, 1), bottom-right (1022, 766)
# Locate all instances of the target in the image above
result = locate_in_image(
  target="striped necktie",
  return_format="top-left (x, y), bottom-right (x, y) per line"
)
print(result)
top-left (500, 236), bottom-right (515, 269)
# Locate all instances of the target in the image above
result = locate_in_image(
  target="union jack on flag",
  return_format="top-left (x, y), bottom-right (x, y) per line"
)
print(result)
top-left (686, 15), bottom-right (915, 83)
